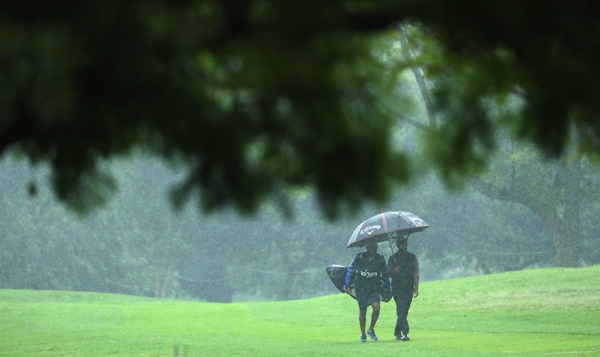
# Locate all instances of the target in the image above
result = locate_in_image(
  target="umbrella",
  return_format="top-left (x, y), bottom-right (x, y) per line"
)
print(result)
top-left (346, 211), bottom-right (430, 248)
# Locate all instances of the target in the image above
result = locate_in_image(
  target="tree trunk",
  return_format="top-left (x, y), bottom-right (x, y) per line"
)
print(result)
top-left (154, 262), bottom-right (176, 298)
top-left (556, 159), bottom-right (581, 267)
top-left (279, 268), bottom-right (295, 301)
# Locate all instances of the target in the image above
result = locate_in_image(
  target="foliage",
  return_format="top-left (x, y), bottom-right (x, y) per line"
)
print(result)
top-left (2, 1), bottom-right (600, 218)
top-left (390, 25), bottom-right (599, 268)
top-left (466, 123), bottom-right (596, 267)
top-left (0, 1), bottom-right (406, 219)
top-left (388, 174), bottom-right (557, 279)
top-left (407, 1), bottom-right (600, 161)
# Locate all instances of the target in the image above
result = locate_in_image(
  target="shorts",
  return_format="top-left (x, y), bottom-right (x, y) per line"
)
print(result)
top-left (356, 289), bottom-right (381, 310)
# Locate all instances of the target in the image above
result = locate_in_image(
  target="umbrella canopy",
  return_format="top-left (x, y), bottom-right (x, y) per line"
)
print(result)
top-left (347, 211), bottom-right (430, 248)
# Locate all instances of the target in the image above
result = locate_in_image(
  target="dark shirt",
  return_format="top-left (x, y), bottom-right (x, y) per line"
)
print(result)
top-left (386, 251), bottom-right (418, 292)
top-left (345, 252), bottom-right (389, 293)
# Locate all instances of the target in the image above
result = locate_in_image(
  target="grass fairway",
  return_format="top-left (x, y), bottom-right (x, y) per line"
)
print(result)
top-left (1, 266), bottom-right (599, 356)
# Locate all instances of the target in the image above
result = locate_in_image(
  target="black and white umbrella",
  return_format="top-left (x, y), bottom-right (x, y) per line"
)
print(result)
top-left (346, 211), bottom-right (430, 248)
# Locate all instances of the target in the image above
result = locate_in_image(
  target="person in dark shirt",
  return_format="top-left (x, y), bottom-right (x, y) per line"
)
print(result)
top-left (345, 242), bottom-right (391, 343)
top-left (386, 237), bottom-right (419, 341)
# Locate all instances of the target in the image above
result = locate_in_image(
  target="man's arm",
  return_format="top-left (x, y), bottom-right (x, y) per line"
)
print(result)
top-left (387, 254), bottom-right (401, 275)
top-left (345, 255), bottom-right (358, 293)
top-left (413, 255), bottom-right (420, 297)
top-left (386, 255), bottom-right (394, 274)
top-left (381, 256), bottom-right (391, 290)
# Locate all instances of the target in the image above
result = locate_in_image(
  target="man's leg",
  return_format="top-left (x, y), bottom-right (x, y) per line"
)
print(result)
top-left (356, 289), bottom-right (369, 341)
top-left (395, 291), bottom-right (413, 337)
top-left (393, 295), bottom-right (403, 337)
top-left (365, 293), bottom-right (380, 341)
top-left (359, 308), bottom-right (367, 336)
top-left (369, 301), bottom-right (380, 331)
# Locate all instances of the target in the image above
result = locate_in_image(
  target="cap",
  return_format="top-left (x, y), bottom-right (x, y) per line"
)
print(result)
top-left (396, 237), bottom-right (408, 247)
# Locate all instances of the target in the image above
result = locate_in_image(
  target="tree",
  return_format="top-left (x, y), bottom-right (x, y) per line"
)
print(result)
top-left (0, 159), bottom-right (126, 292)
top-left (390, 24), bottom-right (599, 268)
top-left (471, 140), bottom-right (585, 267)
top-left (2, 1), bottom-right (600, 218)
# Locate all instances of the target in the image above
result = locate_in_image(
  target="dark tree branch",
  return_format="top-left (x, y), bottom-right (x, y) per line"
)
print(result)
top-left (399, 24), bottom-right (437, 128)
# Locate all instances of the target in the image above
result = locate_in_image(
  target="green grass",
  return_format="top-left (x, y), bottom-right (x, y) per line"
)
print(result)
top-left (1, 266), bottom-right (600, 356)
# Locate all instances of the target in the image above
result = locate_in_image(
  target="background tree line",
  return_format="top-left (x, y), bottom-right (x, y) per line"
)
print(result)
top-left (2, 142), bottom-right (598, 302)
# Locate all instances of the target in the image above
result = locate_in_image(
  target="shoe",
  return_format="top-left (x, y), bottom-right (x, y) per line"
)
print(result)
top-left (399, 334), bottom-right (410, 341)
top-left (360, 335), bottom-right (367, 343)
top-left (367, 329), bottom-right (378, 341)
